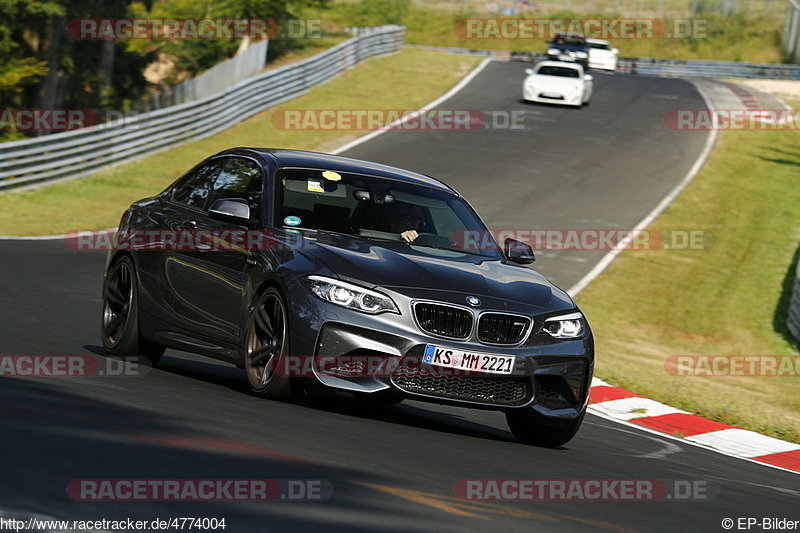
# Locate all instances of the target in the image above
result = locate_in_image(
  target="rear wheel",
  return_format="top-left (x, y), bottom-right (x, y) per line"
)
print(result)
top-left (506, 407), bottom-right (586, 447)
top-left (101, 256), bottom-right (164, 364)
top-left (244, 288), bottom-right (292, 400)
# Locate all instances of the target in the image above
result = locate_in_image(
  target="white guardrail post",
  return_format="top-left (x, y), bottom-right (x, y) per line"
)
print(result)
top-left (0, 25), bottom-right (405, 192)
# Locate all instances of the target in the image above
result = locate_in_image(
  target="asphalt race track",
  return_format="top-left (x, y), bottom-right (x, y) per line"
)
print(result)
top-left (1, 62), bottom-right (797, 532)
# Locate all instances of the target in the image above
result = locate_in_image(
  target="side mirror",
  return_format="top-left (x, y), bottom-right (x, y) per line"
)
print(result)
top-left (504, 238), bottom-right (535, 264)
top-left (209, 198), bottom-right (250, 222)
top-left (612, 48), bottom-right (619, 54)
top-left (584, 74), bottom-right (594, 82)
top-left (525, 68), bottom-right (534, 75)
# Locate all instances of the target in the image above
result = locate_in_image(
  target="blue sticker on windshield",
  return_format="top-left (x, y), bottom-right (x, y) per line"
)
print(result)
top-left (284, 215), bottom-right (302, 227)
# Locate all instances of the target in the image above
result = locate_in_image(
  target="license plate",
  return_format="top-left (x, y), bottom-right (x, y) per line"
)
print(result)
top-left (422, 345), bottom-right (514, 375)
top-left (540, 91), bottom-right (562, 98)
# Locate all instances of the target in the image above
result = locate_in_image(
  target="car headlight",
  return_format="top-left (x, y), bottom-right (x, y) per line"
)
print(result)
top-left (307, 275), bottom-right (399, 314)
top-left (547, 48), bottom-right (559, 55)
top-left (576, 51), bottom-right (588, 58)
top-left (543, 312), bottom-right (585, 339)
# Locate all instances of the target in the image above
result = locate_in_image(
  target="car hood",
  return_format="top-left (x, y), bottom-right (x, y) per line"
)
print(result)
top-left (526, 74), bottom-right (583, 91)
top-left (294, 231), bottom-right (573, 312)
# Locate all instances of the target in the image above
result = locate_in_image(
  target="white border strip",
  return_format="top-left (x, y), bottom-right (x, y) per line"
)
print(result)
top-left (588, 405), bottom-right (800, 476)
top-left (567, 80), bottom-right (720, 296)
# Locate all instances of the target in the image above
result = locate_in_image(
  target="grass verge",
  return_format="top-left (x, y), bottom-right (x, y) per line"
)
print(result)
top-left (0, 49), bottom-right (480, 235)
top-left (575, 107), bottom-right (800, 443)
top-left (317, 3), bottom-right (785, 63)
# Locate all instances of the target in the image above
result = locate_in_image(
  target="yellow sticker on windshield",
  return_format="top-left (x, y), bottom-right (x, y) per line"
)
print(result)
top-left (322, 170), bottom-right (341, 181)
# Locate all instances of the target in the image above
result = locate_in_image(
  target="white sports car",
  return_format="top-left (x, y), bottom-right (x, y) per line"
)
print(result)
top-left (522, 61), bottom-right (593, 107)
top-left (587, 38), bottom-right (618, 71)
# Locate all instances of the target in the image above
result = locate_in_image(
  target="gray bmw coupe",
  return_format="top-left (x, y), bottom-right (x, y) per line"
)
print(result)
top-left (102, 148), bottom-right (594, 446)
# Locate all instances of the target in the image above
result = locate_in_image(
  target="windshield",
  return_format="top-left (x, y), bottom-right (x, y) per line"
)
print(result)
top-left (276, 168), bottom-right (502, 258)
top-left (536, 65), bottom-right (581, 78)
top-left (552, 37), bottom-right (586, 47)
top-left (589, 42), bottom-right (611, 50)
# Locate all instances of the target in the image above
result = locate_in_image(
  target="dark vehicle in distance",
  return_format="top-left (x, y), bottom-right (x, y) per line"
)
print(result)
top-left (101, 148), bottom-right (594, 446)
top-left (546, 33), bottom-right (590, 68)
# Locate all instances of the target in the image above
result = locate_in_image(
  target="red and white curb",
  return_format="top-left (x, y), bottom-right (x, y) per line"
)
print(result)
top-left (588, 377), bottom-right (800, 474)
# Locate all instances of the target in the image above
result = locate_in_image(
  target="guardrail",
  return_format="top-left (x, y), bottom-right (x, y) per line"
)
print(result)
top-left (616, 58), bottom-right (800, 79)
top-left (134, 39), bottom-right (269, 112)
top-left (786, 0), bottom-right (800, 63)
top-left (0, 25), bottom-right (404, 192)
top-left (788, 259), bottom-right (800, 341)
top-left (405, 45), bottom-right (800, 79)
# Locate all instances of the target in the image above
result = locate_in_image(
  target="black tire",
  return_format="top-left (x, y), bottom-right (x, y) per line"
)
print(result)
top-left (244, 287), bottom-right (293, 400)
top-left (101, 256), bottom-right (165, 364)
top-left (506, 407), bottom-right (586, 447)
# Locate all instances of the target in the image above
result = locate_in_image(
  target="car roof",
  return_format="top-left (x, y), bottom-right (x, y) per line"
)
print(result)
top-left (552, 33), bottom-right (586, 40)
top-left (586, 38), bottom-right (610, 44)
top-left (534, 61), bottom-right (583, 70)
top-left (215, 148), bottom-right (457, 194)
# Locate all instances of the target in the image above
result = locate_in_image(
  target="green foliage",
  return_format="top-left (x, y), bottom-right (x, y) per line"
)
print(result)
top-left (328, 0), bottom-right (411, 26)
top-left (0, 58), bottom-right (49, 93)
top-left (0, 0), bottom-right (331, 139)
top-left (128, 0), bottom-right (331, 81)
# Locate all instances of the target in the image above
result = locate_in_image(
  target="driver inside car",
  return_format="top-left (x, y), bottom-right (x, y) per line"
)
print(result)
top-left (387, 201), bottom-right (422, 243)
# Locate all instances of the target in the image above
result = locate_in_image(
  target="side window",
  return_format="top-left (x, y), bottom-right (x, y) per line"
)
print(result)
top-left (206, 158), bottom-right (264, 223)
top-left (171, 161), bottom-right (221, 209)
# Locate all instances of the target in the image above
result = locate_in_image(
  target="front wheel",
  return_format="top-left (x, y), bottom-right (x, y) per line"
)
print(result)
top-left (506, 407), bottom-right (586, 447)
top-left (101, 256), bottom-right (165, 364)
top-left (244, 288), bottom-right (293, 400)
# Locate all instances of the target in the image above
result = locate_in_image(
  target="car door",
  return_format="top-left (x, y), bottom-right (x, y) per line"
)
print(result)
top-left (135, 159), bottom-right (222, 331)
top-left (166, 156), bottom-right (265, 347)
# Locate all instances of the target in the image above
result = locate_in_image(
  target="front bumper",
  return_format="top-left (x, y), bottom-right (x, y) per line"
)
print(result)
top-left (523, 86), bottom-right (583, 106)
top-left (286, 279), bottom-right (594, 419)
top-left (589, 57), bottom-right (617, 71)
